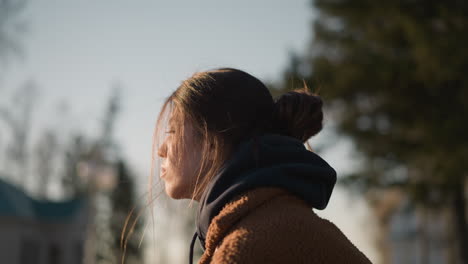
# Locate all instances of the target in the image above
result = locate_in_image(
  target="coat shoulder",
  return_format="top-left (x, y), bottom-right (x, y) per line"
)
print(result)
top-left (212, 192), bottom-right (372, 264)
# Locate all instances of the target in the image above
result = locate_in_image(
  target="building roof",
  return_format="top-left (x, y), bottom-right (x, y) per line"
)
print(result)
top-left (0, 178), bottom-right (85, 221)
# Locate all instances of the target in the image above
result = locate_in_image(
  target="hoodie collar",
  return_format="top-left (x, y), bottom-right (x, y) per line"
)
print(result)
top-left (195, 133), bottom-right (337, 252)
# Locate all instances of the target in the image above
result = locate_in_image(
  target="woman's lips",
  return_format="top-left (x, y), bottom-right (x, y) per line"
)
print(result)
top-left (160, 167), bottom-right (167, 178)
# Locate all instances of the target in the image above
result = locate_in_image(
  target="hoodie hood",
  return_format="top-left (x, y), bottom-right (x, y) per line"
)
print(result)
top-left (194, 133), bottom-right (337, 251)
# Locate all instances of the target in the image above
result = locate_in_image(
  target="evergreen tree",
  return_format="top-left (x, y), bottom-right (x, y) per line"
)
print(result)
top-left (62, 134), bottom-right (88, 197)
top-left (110, 159), bottom-right (143, 264)
top-left (95, 86), bottom-right (143, 264)
top-left (60, 87), bottom-right (144, 263)
top-left (280, 0), bottom-right (468, 262)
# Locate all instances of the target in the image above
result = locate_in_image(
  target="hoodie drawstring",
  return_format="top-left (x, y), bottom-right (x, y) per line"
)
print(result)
top-left (189, 231), bottom-right (198, 264)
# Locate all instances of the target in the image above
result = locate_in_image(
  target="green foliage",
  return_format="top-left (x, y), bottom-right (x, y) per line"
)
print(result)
top-left (283, 3), bottom-right (468, 260)
top-left (283, 0), bottom-right (468, 206)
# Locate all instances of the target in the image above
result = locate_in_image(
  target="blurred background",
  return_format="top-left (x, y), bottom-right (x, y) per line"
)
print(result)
top-left (0, 0), bottom-right (466, 263)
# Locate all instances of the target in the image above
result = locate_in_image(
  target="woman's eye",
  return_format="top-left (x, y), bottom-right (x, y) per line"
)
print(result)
top-left (166, 130), bottom-right (175, 134)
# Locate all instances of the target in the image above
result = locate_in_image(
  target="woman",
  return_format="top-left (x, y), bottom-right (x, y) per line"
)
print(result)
top-left (155, 68), bottom-right (372, 264)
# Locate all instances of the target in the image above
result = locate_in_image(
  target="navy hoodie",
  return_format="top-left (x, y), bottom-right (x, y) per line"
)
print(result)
top-left (189, 133), bottom-right (337, 263)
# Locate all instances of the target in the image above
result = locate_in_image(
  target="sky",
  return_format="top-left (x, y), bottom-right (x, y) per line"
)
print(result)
top-left (1, 0), bottom-right (379, 263)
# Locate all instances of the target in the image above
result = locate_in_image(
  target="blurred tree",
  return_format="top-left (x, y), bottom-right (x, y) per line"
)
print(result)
top-left (34, 129), bottom-right (58, 198)
top-left (0, 0), bottom-right (28, 72)
top-left (56, 85), bottom-right (143, 264)
top-left (0, 80), bottom-right (38, 185)
top-left (279, 0), bottom-right (468, 263)
top-left (111, 159), bottom-right (143, 264)
top-left (98, 83), bottom-right (121, 157)
top-left (61, 134), bottom-right (88, 197)
top-left (93, 86), bottom-right (143, 264)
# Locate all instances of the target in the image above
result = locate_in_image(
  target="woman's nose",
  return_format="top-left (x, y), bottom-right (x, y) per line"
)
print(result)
top-left (158, 142), bottom-right (167, 158)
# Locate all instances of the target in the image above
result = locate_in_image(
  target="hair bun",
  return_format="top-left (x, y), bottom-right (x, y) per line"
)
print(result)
top-left (270, 88), bottom-right (323, 143)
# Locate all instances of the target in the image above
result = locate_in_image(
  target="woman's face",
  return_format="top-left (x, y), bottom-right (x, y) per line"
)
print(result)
top-left (157, 112), bottom-right (203, 200)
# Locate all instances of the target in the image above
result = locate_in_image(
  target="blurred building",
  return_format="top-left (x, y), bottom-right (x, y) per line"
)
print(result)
top-left (371, 187), bottom-right (465, 264)
top-left (0, 178), bottom-right (88, 264)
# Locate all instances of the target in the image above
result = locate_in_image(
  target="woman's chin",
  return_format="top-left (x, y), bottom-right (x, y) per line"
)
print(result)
top-left (164, 183), bottom-right (190, 200)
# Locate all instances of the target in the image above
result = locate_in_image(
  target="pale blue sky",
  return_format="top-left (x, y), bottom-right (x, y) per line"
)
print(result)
top-left (4, 0), bottom-right (315, 174)
top-left (2, 1), bottom-right (379, 263)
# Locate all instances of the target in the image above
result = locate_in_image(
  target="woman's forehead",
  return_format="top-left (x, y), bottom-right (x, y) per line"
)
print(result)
top-left (168, 110), bottom-right (184, 127)
top-left (168, 107), bottom-right (178, 121)
top-left (168, 116), bottom-right (176, 126)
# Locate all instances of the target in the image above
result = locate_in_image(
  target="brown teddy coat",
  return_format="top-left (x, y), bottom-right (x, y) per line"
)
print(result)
top-left (198, 187), bottom-right (372, 264)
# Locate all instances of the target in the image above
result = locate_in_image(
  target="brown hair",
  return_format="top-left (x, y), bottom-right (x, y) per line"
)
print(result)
top-left (153, 68), bottom-right (323, 200)
top-left (121, 67), bottom-right (323, 263)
